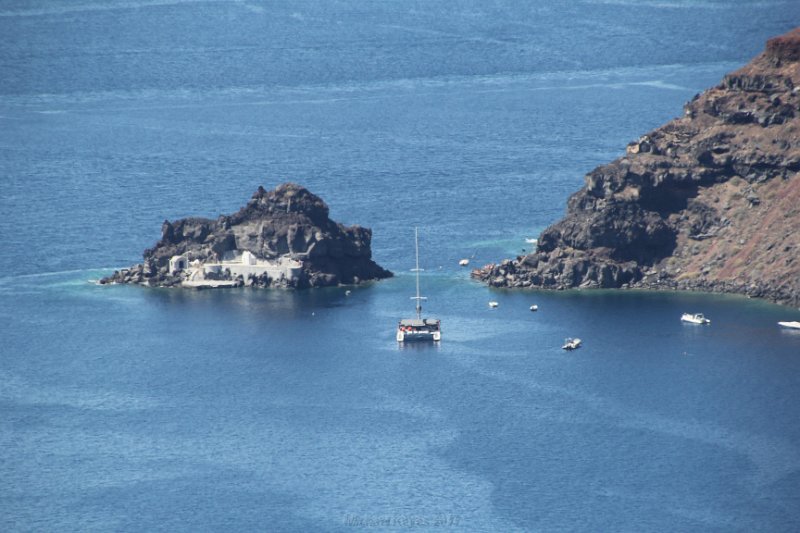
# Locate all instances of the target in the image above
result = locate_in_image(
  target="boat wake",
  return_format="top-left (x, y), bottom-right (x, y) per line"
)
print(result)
top-left (0, 267), bottom-right (119, 285)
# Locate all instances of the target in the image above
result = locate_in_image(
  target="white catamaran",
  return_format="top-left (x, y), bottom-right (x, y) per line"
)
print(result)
top-left (397, 228), bottom-right (441, 343)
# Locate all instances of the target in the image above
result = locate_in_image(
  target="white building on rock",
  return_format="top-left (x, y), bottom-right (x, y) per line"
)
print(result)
top-left (179, 250), bottom-right (304, 288)
top-left (169, 255), bottom-right (188, 274)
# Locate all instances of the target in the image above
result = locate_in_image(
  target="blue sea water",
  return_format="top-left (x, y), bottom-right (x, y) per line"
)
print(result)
top-left (2, 1), bottom-right (800, 531)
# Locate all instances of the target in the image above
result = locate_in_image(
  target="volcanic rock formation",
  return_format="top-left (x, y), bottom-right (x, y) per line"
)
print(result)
top-left (101, 183), bottom-right (392, 288)
top-left (473, 28), bottom-right (800, 307)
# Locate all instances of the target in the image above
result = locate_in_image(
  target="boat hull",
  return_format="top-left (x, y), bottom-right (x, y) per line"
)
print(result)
top-left (397, 330), bottom-right (441, 342)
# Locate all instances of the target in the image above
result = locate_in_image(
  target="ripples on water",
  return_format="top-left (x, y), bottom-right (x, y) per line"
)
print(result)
top-left (2, 1), bottom-right (800, 531)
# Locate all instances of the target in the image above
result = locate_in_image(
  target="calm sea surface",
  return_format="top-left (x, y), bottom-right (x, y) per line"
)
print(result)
top-left (2, 1), bottom-right (800, 531)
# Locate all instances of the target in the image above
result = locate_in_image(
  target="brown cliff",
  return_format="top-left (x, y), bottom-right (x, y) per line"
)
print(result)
top-left (473, 28), bottom-right (800, 307)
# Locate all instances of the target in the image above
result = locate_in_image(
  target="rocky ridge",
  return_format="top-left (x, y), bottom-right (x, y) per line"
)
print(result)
top-left (101, 183), bottom-right (392, 288)
top-left (473, 28), bottom-right (800, 307)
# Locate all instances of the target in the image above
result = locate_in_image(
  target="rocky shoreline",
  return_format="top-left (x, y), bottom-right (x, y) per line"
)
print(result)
top-left (101, 183), bottom-right (392, 289)
top-left (473, 28), bottom-right (800, 308)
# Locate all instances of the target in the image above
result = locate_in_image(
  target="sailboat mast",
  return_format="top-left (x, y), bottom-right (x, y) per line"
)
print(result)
top-left (410, 227), bottom-right (426, 320)
top-left (415, 227), bottom-right (421, 318)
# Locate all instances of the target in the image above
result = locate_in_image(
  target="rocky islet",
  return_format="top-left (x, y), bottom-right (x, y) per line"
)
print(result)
top-left (101, 183), bottom-right (392, 289)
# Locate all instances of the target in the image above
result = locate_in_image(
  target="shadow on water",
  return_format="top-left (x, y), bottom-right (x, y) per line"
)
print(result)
top-left (126, 283), bottom-right (370, 320)
top-left (397, 341), bottom-right (443, 354)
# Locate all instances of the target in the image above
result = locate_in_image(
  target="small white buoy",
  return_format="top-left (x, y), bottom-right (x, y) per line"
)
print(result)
top-left (459, 258), bottom-right (469, 266)
top-left (530, 304), bottom-right (538, 312)
top-left (489, 301), bottom-right (499, 308)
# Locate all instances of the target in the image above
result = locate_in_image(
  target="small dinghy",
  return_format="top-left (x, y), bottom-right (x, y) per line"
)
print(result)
top-left (562, 338), bottom-right (581, 350)
top-left (681, 312), bottom-right (710, 325)
top-left (530, 305), bottom-right (538, 312)
top-left (489, 301), bottom-right (499, 308)
top-left (459, 258), bottom-right (470, 266)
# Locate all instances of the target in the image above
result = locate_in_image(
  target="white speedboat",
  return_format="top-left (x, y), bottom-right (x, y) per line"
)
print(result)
top-left (397, 228), bottom-right (441, 343)
top-left (459, 258), bottom-right (470, 266)
top-left (489, 301), bottom-right (499, 308)
top-left (681, 312), bottom-right (710, 325)
top-left (778, 321), bottom-right (800, 329)
top-left (562, 338), bottom-right (581, 350)
top-left (530, 304), bottom-right (538, 312)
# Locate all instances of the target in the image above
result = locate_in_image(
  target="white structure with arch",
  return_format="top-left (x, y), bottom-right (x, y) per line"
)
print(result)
top-left (169, 255), bottom-right (188, 274)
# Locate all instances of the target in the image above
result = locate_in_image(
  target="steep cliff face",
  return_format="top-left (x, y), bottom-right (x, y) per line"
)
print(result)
top-left (473, 28), bottom-right (800, 307)
top-left (101, 183), bottom-right (392, 288)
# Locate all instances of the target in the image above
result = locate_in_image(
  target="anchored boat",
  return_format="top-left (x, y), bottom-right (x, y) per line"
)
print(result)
top-left (397, 228), bottom-right (441, 343)
top-left (562, 338), bottom-right (582, 350)
top-left (681, 312), bottom-right (710, 325)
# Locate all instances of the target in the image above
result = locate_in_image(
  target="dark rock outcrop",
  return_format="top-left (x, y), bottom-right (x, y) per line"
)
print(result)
top-left (101, 183), bottom-right (392, 288)
top-left (473, 28), bottom-right (800, 308)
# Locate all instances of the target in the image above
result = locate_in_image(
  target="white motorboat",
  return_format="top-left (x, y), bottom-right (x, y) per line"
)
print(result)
top-left (681, 312), bottom-right (710, 325)
top-left (459, 258), bottom-right (470, 266)
top-left (489, 301), bottom-right (499, 308)
top-left (530, 305), bottom-right (538, 312)
top-left (562, 338), bottom-right (581, 350)
top-left (778, 321), bottom-right (800, 329)
top-left (397, 228), bottom-right (441, 343)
